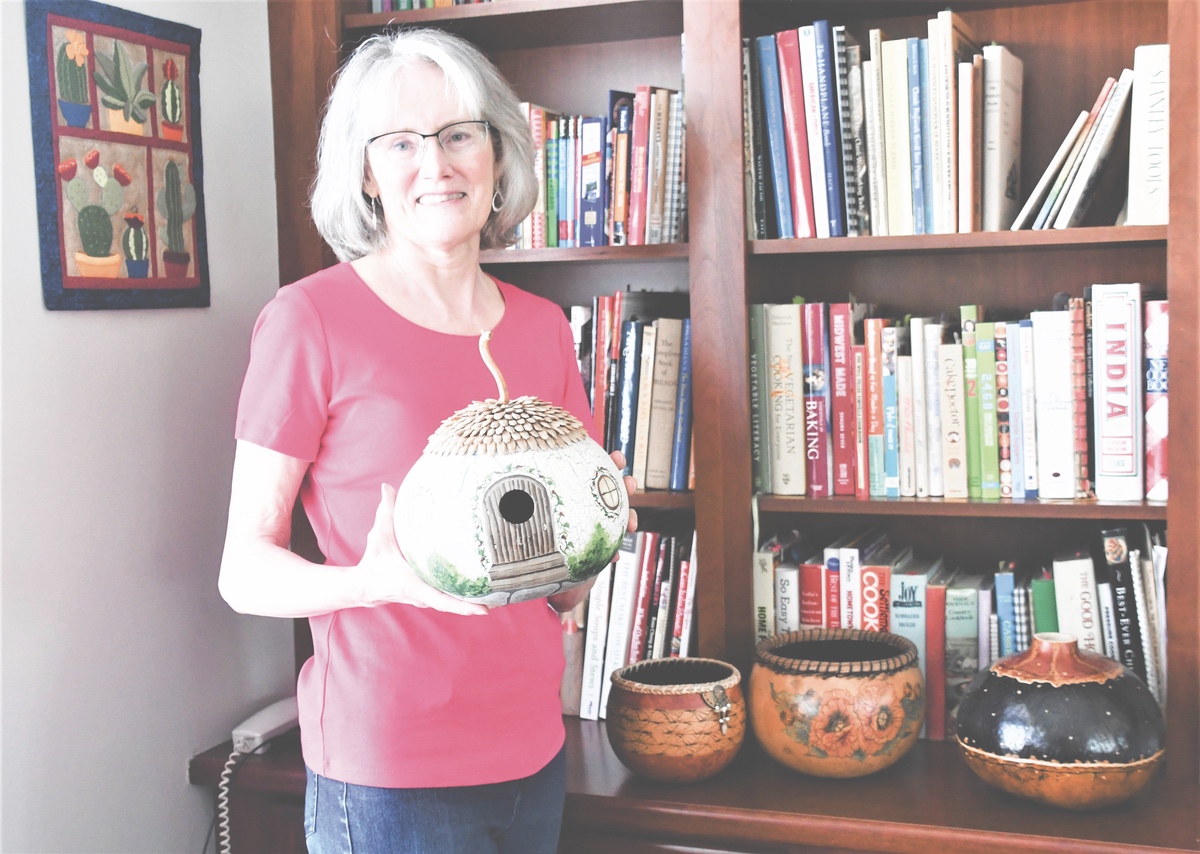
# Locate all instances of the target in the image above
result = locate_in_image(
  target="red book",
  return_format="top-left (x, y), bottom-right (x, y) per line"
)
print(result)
top-left (859, 544), bottom-right (911, 633)
top-left (591, 295), bottom-right (613, 439)
top-left (1068, 297), bottom-right (1092, 497)
top-left (829, 303), bottom-right (856, 495)
top-left (774, 29), bottom-right (816, 238)
top-left (853, 342), bottom-right (868, 500)
top-left (626, 531), bottom-right (662, 665)
top-left (1144, 300), bottom-right (1169, 500)
top-left (527, 104), bottom-right (547, 248)
top-left (925, 566), bottom-right (956, 741)
top-left (798, 552), bottom-right (826, 629)
top-left (626, 86), bottom-right (653, 246)
top-left (669, 536), bottom-right (693, 656)
top-left (802, 302), bottom-right (832, 497)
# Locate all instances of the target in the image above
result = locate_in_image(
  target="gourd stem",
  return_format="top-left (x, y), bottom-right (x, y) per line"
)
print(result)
top-left (478, 330), bottom-right (509, 404)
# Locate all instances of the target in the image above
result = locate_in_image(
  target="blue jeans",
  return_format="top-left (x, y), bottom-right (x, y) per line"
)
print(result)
top-left (304, 747), bottom-right (566, 853)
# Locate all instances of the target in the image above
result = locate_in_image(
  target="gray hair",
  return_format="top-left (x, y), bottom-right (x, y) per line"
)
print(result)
top-left (310, 28), bottom-right (537, 260)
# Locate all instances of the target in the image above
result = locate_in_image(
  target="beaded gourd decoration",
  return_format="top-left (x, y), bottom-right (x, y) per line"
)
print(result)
top-left (394, 331), bottom-right (628, 606)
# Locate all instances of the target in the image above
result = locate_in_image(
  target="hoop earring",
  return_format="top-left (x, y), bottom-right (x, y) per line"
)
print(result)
top-left (491, 188), bottom-right (503, 213)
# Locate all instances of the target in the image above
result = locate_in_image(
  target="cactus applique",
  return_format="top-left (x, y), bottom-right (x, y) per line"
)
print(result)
top-left (93, 39), bottom-right (155, 129)
top-left (56, 31), bottom-right (89, 105)
top-left (122, 210), bottom-right (150, 278)
top-left (160, 58), bottom-right (182, 124)
top-left (159, 160), bottom-right (195, 254)
top-left (61, 150), bottom-right (124, 258)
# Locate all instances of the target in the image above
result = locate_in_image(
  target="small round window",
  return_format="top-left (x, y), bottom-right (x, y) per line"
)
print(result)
top-left (595, 472), bottom-right (622, 511)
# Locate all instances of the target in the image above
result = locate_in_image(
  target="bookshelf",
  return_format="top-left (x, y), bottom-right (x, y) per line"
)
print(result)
top-left (195, 0), bottom-right (1200, 851)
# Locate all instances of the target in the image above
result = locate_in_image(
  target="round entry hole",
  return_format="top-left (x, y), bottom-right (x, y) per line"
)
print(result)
top-left (498, 489), bottom-right (535, 524)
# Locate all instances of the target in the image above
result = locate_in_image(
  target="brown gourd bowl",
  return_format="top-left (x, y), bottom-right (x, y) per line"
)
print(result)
top-left (606, 657), bottom-right (745, 783)
top-left (750, 629), bottom-right (925, 778)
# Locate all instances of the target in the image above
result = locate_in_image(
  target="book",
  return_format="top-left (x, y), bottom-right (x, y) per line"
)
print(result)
top-left (759, 34), bottom-right (797, 238)
top-left (544, 114), bottom-right (559, 247)
top-left (1011, 110), bottom-right (1088, 230)
top-left (798, 548), bottom-right (827, 630)
top-left (560, 606), bottom-right (584, 716)
top-left (977, 574), bottom-right (995, 669)
top-left (650, 534), bottom-right (681, 658)
top-left (775, 561), bottom-right (801, 632)
top-left (1128, 528), bottom-right (1163, 703)
top-left (934, 11), bottom-right (980, 234)
top-left (614, 320), bottom-right (645, 475)
top-left (834, 26), bottom-right (868, 235)
top-left (1099, 527), bottom-right (1146, 682)
top-left (1030, 572), bottom-right (1059, 635)
top-left (672, 530), bottom-right (698, 657)
top-left (578, 114), bottom-right (609, 247)
top-left (829, 302), bottom-right (861, 494)
top-left (748, 304), bottom-right (772, 493)
top-left (859, 543), bottom-right (913, 632)
top-left (602, 291), bottom-right (624, 451)
top-left (897, 352), bottom-right (917, 497)
top-left (668, 319), bottom-right (693, 491)
top-left (802, 302), bottom-right (832, 496)
top-left (742, 40), bottom-right (763, 239)
top-left (1052, 546), bottom-right (1104, 654)
top-left (998, 322), bottom-right (1025, 499)
top-left (645, 88), bottom-right (674, 244)
top-left (909, 317), bottom-right (931, 497)
top-left (1068, 296), bottom-right (1092, 498)
top-left (1054, 68), bottom-right (1135, 229)
top-left (765, 303), bottom-right (807, 495)
top-left (853, 340), bottom-right (869, 500)
top-left (1034, 77), bottom-right (1115, 230)
top-left (918, 38), bottom-right (934, 235)
top-left (579, 565), bottom-right (614, 720)
top-left (925, 563), bottom-right (957, 740)
top-left (960, 305), bottom-right (982, 498)
top-left (1132, 524), bottom-right (1166, 706)
top-left (1013, 581), bottom-right (1032, 651)
top-left (994, 559), bottom-right (1019, 657)
top-left (813, 20), bottom-right (846, 237)
top-left (881, 323), bottom-right (905, 497)
top-left (922, 320), bottom-right (946, 496)
top-left (993, 322), bottom-right (1014, 498)
top-left (1127, 44), bottom-right (1170, 226)
top-left (881, 38), bottom-right (914, 235)
top-left (662, 91), bottom-right (686, 243)
top-left (975, 322), bottom-right (1000, 500)
top-left (643, 318), bottom-right (683, 490)
top-left (1091, 283), bottom-right (1144, 500)
top-left (627, 86), bottom-right (653, 245)
top-left (908, 37), bottom-right (927, 235)
top-left (1018, 318), bottom-right (1039, 498)
top-left (957, 55), bottom-right (984, 232)
top-left (627, 532), bottom-right (663, 665)
top-left (865, 317), bottom-right (893, 497)
top-left (863, 56), bottom-right (889, 235)
top-left (1144, 300), bottom-right (1169, 500)
top-left (890, 554), bottom-right (944, 737)
top-left (591, 295), bottom-right (613, 438)
top-left (939, 338), bottom-right (969, 499)
top-left (841, 526), bottom-right (889, 630)
top-left (981, 45), bottom-right (1023, 230)
top-left (753, 530), bottom-right (781, 644)
top-left (946, 574), bottom-right (984, 729)
top-left (1030, 308), bottom-right (1075, 499)
top-left (631, 322), bottom-right (657, 488)
top-left (797, 25), bottom-right (830, 239)
top-left (608, 91), bottom-right (634, 246)
top-left (600, 532), bottom-right (646, 715)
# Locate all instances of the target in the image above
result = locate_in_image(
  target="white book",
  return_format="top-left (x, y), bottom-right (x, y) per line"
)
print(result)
top-left (1030, 310), bottom-right (1074, 499)
top-left (775, 563), bottom-right (801, 632)
top-left (863, 58), bottom-right (889, 236)
top-left (1090, 283), bottom-right (1145, 500)
top-left (1095, 568), bottom-right (1119, 661)
top-left (1052, 548), bottom-right (1104, 654)
top-left (631, 322), bottom-right (658, 489)
top-left (881, 38), bottom-right (914, 235)
top-left (752, 542), bottom-right (779, 644)
top-left (958, 57), bottom-right (983, 232)
top-left (923, 321), bottom-right (945, 496)
top-left (897, 354), bottom-right (917, 497)
top-left (1041, 81), bottom-right (1115, 229)
top-left (939, 341), bottom-right (969, 498)
top-left (1129, 545), bottom-right (1162, 703)
top-left (1011, 111), bottom-right (1088, 230)
top-left (1151, 542), bottom-right (1168, 704)
top-left (678, 530), bottom-right (699, 657)
top-left (1127, 44), bottom-right (1170, 226)
top-left (982, 44), bottom-right (1024, 231)
top-left (936, 10), bottom-right (979, 233)
top-left (765, 303), bottom-right (807, 495)
top-left (1054, 68), bottom-right (1135, 229)
top-left (823, 530), bottom-right (859, 629)
top-left (578, 565), bottom-right (614, 720)
top-left (842, 527), bottom-right (888, 629)
top-left (977, 575), bottom-right (995, 670)
top-left (926, 16), bottom-right (945, 233)
top-left (909, 319), bottom-right (930, 496)
top-left (799, 26), bottom-right (831, 239)
top-left (599, 532), bottom-right (645, 716)
top-left (644, 318), bottom-right (683, 490)
top-left (1018, 318), bottom-right (1039, 497)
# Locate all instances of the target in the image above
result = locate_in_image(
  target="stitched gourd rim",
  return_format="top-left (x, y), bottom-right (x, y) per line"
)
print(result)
top-left (611, 657), bottom-right (741, 695)
top-left (755, 629), bottom-right (918, 676)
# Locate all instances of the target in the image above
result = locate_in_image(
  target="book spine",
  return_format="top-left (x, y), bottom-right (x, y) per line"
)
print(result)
top-left (976, 323), bottom-right (1000, 500)
top-left (918, 36), bottom-right (935, 235)
top-left (742, 40), bottom-right (759, 239)
top-left (863, 58), bottom-right (889, 236)
top-left (824, 545), bottom-right (842, 629)
top-left (578, 115), bottom-right (608, 247)
top-left (749, 39), bottom-right (776, 238)
top-left (1091, 284), bottom-right (1144, 500)
top-left (644, 318), bottom-right (682, 490)
top-left (908, 37), bottom-right (926, 235)
top-left (995, 322), bottom-right (1014, 498)
top-left (766, 304), bottom-right (807, 494)
top-left (866, 318), bottom-right (888, 497)
top-left (1055, 68), bottom-right (1135, 229)
top-left (758, 35), bottom-right (796, 238)
top-left (882, 325), bottom-right (901, 497)
top-left (982, 45), bottom-right (1024, 231)
top-left (603, 291), bottom-right (623, 452)
top-left (1019, 318), bottom-right (1039, 497)
top-left (1144, 300), bottom-right (1169, 500)
top-left (627, 88), bottom-right (652, 246)
top-left (833, 27), bottom-right (861, 236)
top-left (994, 566), bottom-right (1016, 656)
top-left (925, 579), bottom-right (949, 740)
top-left (1101, 528), bottom-right (1147, 681)
top-left (591, 296), bottom-right (612, 436)
top-left (645, 89), bottom-right (670, 245)
top-left (799, 559), bottom-right (826, 629)
top-left (853, 344), bottom-right (869, 500)
top-left (640, 537), bottom-right (670, 662)
top-left (944, 585), bottom-right (979, 733)
top-left (890, 573), bottom-right (928, 720)
top-left (830, 304), bottom-right (856, 494)
top-left (939, 342), bottom-right (968, 498)
top-left (669, 319), bottom-right (693, 491)
top-left (676, 530), bottom-right (699, 657)
top-left (545, 116), bottom-right (559, 247)
top-left (924, 323), bottom-right (945, 496)
top-left (1069, 297), bottom-right (1092, 497)
top-left (1127, 44), bottom-right (1170, 226)
top-left (961, 306), bottom-right (982, 498)
top-left (669, 538), bottom-right (693, 657)
top-left (1030, 575), bottom-right (1058, 634)
top-left (1037, 79), bottom-right (1114, 230)
top-left (813, 20), bottom-right (845, 237)
top-left (662, 92), bottom-right (684, 243)
top-left (748, 305), bottom-right (771, 493)
top-left (753, 544), bottom-right (779, 644)
top-left (528, 105), bottom-right (547, 248)
top-left (881, 39), bottom-right (914, 235)
top-left (910, 318), bottom-right (929, 498)
top-left (860, 563), bottom-right (891, 632)
top-left (650, 536), bottom-right (678, 658)
top-left (1031, 311), bottom-right (1075, 498)
top-left (897, 354), bottom-right (917, 497)
top-left (631, 323), bottom-right (657, 488)
top-left (614, 321), bottom-right (644, 474)
top-left (578, 565), bottom-right (613, 720)
top-left (798, 25), bottom-right (829, 238)
top-left (600, 532), bottom-right (643, 714)
top-left (802, 303), bottom-right (832, 497)
top-left (775, 564), bottom-right (801, 632)
top-left (1005, 323), bottom-right (1027, 496)
top-left (1053, 551), bottom-right (1104, 654)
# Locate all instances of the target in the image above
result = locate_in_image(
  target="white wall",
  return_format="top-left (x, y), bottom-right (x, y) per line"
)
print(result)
top-left (2, 2), bottom-right (295, 851)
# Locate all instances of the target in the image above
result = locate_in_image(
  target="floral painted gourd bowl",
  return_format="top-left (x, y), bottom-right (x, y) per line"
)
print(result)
top-left (395, 334), bottom-right (628, 607)
top-left (607, 657), bottom-right (746, 783)
top-left (750, 629), bottom-right (924, 778)
top-left (955, 632), bottom-right (1165, 810)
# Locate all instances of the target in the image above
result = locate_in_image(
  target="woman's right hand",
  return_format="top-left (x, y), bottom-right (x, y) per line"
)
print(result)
top-left (356, 483), bottom-right (490, 616)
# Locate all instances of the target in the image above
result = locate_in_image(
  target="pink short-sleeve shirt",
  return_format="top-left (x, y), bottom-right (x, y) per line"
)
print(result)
top-left (235, 263), bottom-right (595, 788)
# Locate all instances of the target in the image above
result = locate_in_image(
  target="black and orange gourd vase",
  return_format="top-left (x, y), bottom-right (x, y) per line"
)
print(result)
top-left (955, 632), bottom-right (1166, 809)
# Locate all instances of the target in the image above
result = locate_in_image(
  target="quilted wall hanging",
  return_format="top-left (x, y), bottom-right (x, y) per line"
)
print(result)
top-left (25, 0), bottom-right (209, 310)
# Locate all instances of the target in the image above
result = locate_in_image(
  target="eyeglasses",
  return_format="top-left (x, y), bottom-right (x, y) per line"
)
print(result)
top-left (366, 120), bottom-right (491, 163)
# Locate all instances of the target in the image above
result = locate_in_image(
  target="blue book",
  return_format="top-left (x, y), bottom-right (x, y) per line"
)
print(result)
top-left (994, 561), bottom-right (1017, 656)
top-left (755, 35), bottom-right (795, 239)
top-left (668, 318), bottom-right (693, 491)
top-left (918, 38), bottom-right (934, 235)
top-left (578, 115), bottom-right (609, 247)
top-left (615, 320), bottom-right (645, 475)
top-left (907, 37), bottom-right (926, 235)
top-left (812, 20), bottom-right (845, 237)
top-left (608, 92), bottom-right (634, 246)
top-left (882, 325), bottom-right (901, 498)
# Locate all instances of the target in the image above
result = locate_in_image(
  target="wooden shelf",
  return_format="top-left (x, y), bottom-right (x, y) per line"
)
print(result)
top-left (750, 226), bottom-right (1167, 256)
top-left (630, 489), bottom-right (693, 510)
top-left (481, 243), bottom-right (687, 265)
top-left (560, 718), bottom-right (1200, 854)
top-left (343, 0), bottom-right (683, 50)
top-left (757, 495), bottom-right (1169, 520)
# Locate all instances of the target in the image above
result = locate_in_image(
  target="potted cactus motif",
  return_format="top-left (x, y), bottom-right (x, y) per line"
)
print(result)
top-left (59, 149), bottom-right (127, 277)
top-left (157, 160), bottom-right (195, 277)
top-left (93, 38), bottom-right (155, 136)
top-left (159, 58), bottom-right (184, 141)
top-left (56, 30), bottom-right (91, 128)
top-left (122, 209), bottom-right (150, 277)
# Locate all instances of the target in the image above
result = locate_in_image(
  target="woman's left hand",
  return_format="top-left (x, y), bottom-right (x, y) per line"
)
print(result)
top-left (547, 450), bottom-right (638, 613)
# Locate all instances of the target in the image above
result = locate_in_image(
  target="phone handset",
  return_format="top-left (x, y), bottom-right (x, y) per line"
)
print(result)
top-left (231, 695), bottom-right (299, 754)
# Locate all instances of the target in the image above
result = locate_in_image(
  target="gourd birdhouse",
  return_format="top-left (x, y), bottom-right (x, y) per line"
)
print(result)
top-left (395, 333), bottom-right (628, 606)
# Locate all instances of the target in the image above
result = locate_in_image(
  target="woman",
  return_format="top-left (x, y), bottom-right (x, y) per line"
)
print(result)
top-left (219, 28), bottom-right (634, 853)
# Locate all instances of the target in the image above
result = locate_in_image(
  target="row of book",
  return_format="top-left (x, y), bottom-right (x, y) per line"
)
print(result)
top-left (561, 528), bottom-right (699, 719)
top-left (754, 522), bottom-right (1168, 740)
top-left (367, 0), bottom-right (489, 11)
top-left (567, 290), bottom-right (694, 492)
top-left (515, 83), bottom-right (686, 251)
top-left (1012, 44), bottom-right (1169, 230)
top-left (750, 287), bottom-right (1169, 502)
